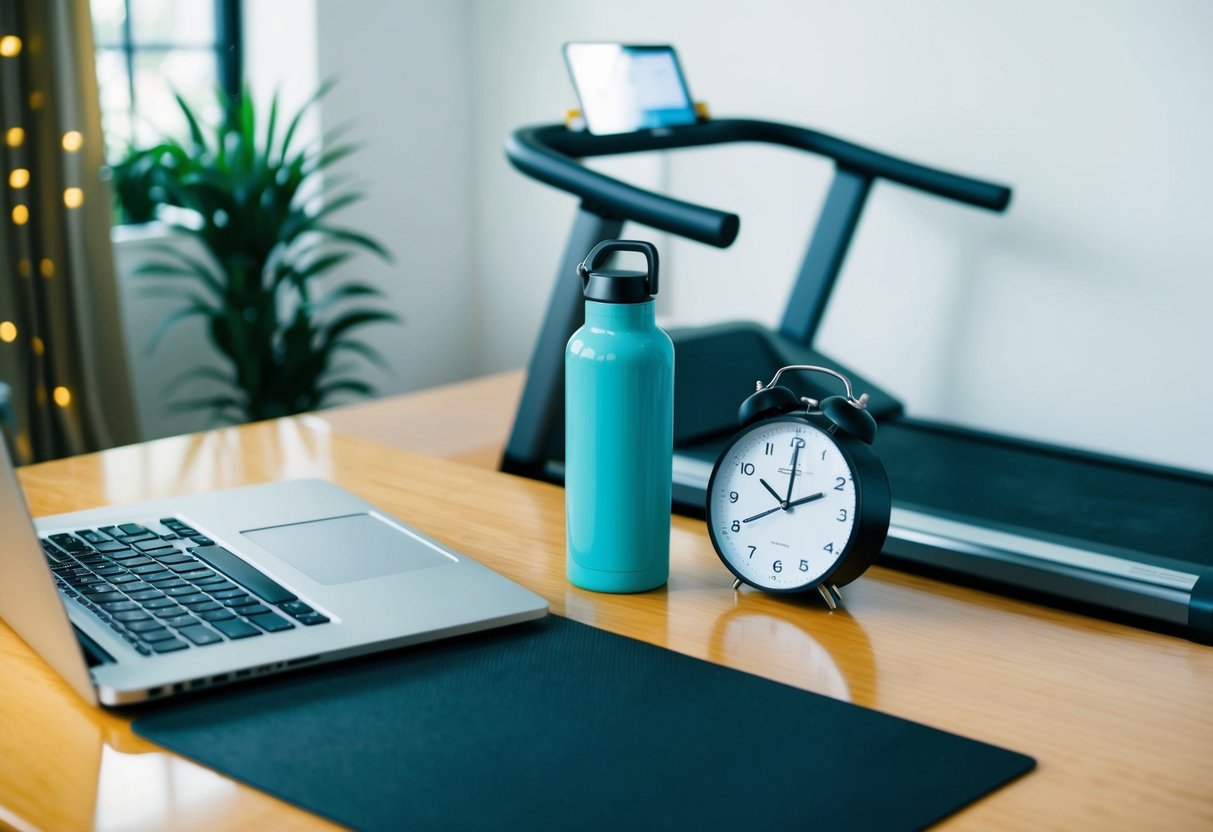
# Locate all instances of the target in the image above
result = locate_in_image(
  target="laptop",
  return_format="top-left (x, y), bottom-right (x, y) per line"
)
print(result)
top-left (0, 441), bottom-right (548, 706)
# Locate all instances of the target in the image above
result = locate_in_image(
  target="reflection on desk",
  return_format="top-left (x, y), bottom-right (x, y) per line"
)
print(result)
top-left (1, 395), bottom-right (1210, 831)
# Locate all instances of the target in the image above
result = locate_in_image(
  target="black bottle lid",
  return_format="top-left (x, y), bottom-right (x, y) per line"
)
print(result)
top-left (577, 240), bottom-right (659, 304)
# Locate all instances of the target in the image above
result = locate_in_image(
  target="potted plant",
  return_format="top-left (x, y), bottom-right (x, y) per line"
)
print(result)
top-left (127, 84), bottom-right (398, 423)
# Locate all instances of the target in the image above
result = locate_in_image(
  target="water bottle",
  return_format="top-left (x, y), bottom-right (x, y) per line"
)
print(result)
top-left (565, 239), bottom-right (674, 593)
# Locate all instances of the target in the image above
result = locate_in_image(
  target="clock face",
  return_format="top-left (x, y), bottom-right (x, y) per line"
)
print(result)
top-left (708, 417), bottom-right (858, 591)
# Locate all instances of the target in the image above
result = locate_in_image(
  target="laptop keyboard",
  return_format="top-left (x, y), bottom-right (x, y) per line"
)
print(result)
top-left (42, 518), bottom-right (329, 656)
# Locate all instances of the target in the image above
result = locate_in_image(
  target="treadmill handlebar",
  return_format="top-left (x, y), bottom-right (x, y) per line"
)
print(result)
top-left (506, 119), bottom-right (1012, 248)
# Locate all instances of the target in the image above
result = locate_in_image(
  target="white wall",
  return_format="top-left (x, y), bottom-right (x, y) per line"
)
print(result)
top-left (469, 0), bottom-right (1213, 473)
top-left (311, 0), bottom-right (480, 395)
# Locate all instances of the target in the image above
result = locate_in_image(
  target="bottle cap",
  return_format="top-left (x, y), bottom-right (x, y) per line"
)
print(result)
top-left (577, 240), bottom-right (659, 304)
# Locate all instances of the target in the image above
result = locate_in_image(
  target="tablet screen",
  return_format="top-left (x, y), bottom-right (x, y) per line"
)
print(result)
top-left (563, 43), bottom-right (697, 135)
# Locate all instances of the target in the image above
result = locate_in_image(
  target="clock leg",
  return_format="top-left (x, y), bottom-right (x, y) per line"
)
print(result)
top-left (829, 584), bottom-right (843, 604)
top-left (816, 583), bottom-right (838, 610)
top-left (732, 578), bottom-right (743, 591)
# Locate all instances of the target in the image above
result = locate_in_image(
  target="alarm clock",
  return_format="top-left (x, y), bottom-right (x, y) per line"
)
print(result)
top-left (705, 365), bottom-right (891, 608)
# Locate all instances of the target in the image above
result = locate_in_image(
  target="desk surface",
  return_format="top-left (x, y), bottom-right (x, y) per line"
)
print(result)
top-left (2, 376), bottom-right (1211, 831)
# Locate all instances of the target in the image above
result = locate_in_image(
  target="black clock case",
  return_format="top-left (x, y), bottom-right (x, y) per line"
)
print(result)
top-left (705, 414), bottom-right (891, 593)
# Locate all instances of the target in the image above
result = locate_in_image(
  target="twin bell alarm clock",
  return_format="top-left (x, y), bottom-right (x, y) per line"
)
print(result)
top-left (705, 365), bottom-right (891, 609)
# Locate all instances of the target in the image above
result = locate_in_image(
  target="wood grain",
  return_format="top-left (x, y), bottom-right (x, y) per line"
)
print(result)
top-left (2, 402), bottom-right (1210, 831)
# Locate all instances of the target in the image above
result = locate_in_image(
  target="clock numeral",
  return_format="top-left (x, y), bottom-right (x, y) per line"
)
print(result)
top-left (834, 476), bottom-right (846, 492)
top-left (836, 509), bottom-right (848, 522)
top-left (821, 450), bottom-right (827, 461)
top-left (764, 442), bottom-right (774, 456)
top-left (791, 437), bottom-right (806, 448)
top-left (741, 463), bottom-right (756, 476)
top-left (729, 491), bottom-right (739, 503)
top-left (730, 520), bottom-right (741, 532)
top-left (773, 560), bottom-right (783, 573)
top-left (799, 559), bottom-right (809, 572)
top-left (747, 545), bottom-right (757, 559)
top-left (823, 542), bottom-right (834, 553)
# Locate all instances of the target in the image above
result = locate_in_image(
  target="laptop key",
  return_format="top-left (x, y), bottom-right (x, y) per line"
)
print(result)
top-left (156, 553), bottom-right (195, 566)
top-left (115, 555), bottom-right (153, 568)
top-left (101, 600), bottom-right (141, 613)
top-left (151, 605), bottom-right (187, 618)
top-left (232, 603), bottom-right (270, 617)
top-left (164, 614), bottom-right (201, 628)
top-left (110, 573), bottom-right (141, 584)
top-left (83, 590), bottom-right (125, 602)
top-left (179, 569), bottom-right (216, 581)
top-left (124, 616), bottom-right (162, 629)
top-left (246, 612), bottom-right (295, 633)
top-left (177, 625), bottom-right (223, 646)
top-left (113, 610), bottom-right (152, 622)
top-left (222, 596), bottom-right (256, 607)
top-left (150, 577), bottom-right (188, 589)
top-left (211, 617), bottom-right (261, 639)
top-left (77, 529), bottom-right (109, 544)
top-left (295, 612), bottom-right (330, 626)
top-left (140, 627), bottom-right (177, 642)
top-left (145, 597), bottom-right (180, 609)
top-left (280, 600), bottom-right (314, 616)
top-left (165, 560), bottom-right (203, 573)
top-left (189, 536), bottom-right (214, 546)
top-left (132, 564), bottom-right (167, 576)
top-left (188, 601), bottom-right (222, 613)
top-left (134, 538), bottom-right (174, 552)
top-left (94, 565), bottom-right (125, 577)
top-left (150, 637), bottom-right (189, 653)
top-left (198, 609), bottom-right (235, 622)
top-left (127, 589), bottom-right (165, 601)
top-left (177, 594), bottom-right (212, 607)
top-left (191, 575), bottom-right (228, 587)
top-left (213, 588), bottom-right (249, 600)
top-left (166, 584), bottom-right (203, 597)
top-left (189, 545), bottom-right (297, 605)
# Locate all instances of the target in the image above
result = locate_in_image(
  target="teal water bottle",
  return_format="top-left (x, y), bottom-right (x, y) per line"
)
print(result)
top-left (565, 240), bottom-right (674, 593)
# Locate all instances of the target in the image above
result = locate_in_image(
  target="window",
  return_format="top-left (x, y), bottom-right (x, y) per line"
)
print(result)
top-left (89, 0), bottom-right (241, 162)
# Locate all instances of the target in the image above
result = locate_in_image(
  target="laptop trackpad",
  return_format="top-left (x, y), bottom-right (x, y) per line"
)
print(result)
top-left (241, 513), bottom-right (456, 585)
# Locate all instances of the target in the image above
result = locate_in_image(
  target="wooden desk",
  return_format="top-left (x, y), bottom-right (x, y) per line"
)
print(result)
top-left (2, 389), bottom-right (1211, 830)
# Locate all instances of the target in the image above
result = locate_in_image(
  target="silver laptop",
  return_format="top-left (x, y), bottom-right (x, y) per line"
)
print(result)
top-left (0, 441), bottom-right (548, 706)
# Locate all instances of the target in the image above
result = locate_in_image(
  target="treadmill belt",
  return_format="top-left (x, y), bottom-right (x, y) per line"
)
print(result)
top-left (874, 420), bottom-right (1213, 567)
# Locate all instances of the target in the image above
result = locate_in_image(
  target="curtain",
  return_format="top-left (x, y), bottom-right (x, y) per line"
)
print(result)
top-left (0, 0), bottom-right (139, 463)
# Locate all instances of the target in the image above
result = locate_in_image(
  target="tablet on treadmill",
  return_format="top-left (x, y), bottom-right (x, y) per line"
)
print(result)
top-left (563, 43), bottom-right (698, 135)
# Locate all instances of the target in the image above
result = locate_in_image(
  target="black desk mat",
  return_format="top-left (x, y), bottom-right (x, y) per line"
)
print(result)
top-left (132, 616), bottom-right (1033, 831)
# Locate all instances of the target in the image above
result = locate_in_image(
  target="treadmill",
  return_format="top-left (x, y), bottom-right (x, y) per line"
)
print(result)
top-left (499, 118), bottom-right (1213, 642)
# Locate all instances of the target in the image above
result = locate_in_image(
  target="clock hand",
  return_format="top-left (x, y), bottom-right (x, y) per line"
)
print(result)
top-left (785, 442), bottom-right (802, 503)
top-left (742, 505), bottom-right (784, 523)
top-left (786, 492), bottom-right (824, 509)
top-left (759, 478), bottom-right (783, 505)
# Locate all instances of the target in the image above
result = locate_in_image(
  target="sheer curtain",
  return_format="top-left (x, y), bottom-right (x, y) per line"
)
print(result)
top-left (0, 0), bottom-right (138, 463)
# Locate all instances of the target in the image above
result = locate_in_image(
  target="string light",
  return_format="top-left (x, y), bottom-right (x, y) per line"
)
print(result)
top-left (0, 36), bottom-right (21, 57)
top-left (0, 321), bottom-right (16, 342)
top-left (62, 131), bottom-right (83, 152)
top-left (53, 386), bottom-right (72, 407)
top-left (4, 127), bottom-right (22, 147)
top-left (31, 336), bottom-right (44, 355)
top-left (39, 259), bottom-right (54, 278)
top-left (12, 204), bottom-right (29, 224)
top-left (64, 188), bottom-right (84, 208)
top-left (17, 259), bottom-right (30, 278)
top-left (28, 91), bottom-right (43, 110)
top-left (9, 168), bottom-right (29, 188)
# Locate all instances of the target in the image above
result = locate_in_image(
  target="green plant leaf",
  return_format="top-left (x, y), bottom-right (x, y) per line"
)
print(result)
top-left (312, 225), bottom-right (393, 262)
top-left (145, 297), bottom-right (220, 354)
top-left (160, 366), bottom-right (235, 398)
top-left (279, 77), bottom-right (336, 165)
top-left (332, 339), bottom-right (394, 374)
